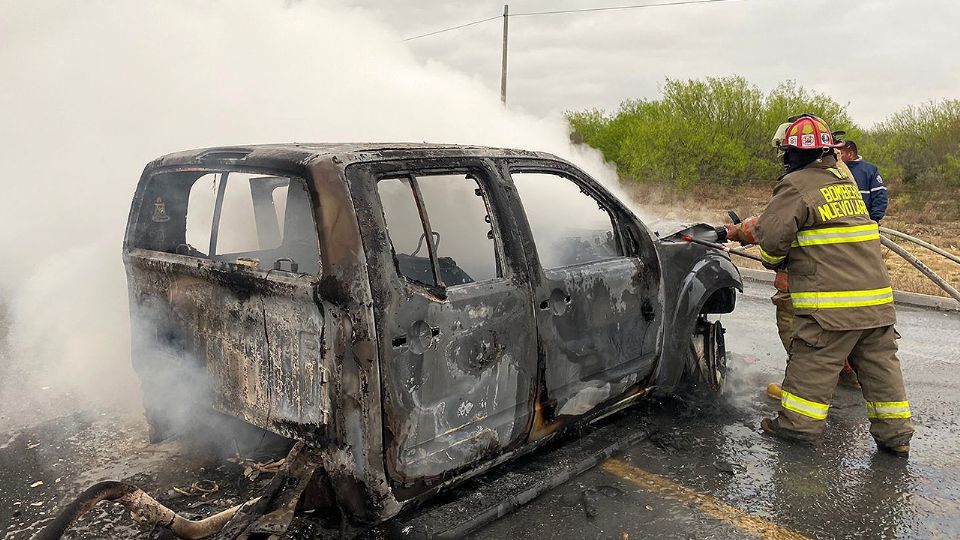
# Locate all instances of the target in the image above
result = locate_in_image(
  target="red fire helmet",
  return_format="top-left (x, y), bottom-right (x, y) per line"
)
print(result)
top-left (781, 115), bottom-right (843, 150)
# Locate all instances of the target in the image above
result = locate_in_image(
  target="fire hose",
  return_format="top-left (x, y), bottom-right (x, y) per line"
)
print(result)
top-left (880, 235), bottom-right (960, 303)
top-left (35, 481), bottom-right (259, 540)
top-left (681, 234), bottom-right (764, 263)
top-left (880, 226), bottom-right (960, 266)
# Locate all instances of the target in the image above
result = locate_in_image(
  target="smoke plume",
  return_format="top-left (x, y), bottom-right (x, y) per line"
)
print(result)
top-left (0, 1), bottom-right (637, 430)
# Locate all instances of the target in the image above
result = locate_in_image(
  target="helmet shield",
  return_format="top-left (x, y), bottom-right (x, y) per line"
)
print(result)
top-left (772, 122), bottom-right (791, 148)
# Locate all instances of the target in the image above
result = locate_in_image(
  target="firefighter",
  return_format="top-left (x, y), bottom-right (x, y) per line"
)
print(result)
top-left (766, 125), bottom-right (860, 399)
top-left (721, 114), bottom-right (914, 456)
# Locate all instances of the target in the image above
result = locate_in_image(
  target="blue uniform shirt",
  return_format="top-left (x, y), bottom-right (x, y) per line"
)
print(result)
top-left (846, 158), bottom-right (888, 221)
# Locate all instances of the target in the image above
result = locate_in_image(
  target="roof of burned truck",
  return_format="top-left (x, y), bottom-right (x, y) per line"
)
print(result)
top-left (148, 143), bottom-right (563, 171)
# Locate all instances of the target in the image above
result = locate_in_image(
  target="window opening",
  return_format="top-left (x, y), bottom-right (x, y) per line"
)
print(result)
top-left (137, 171), bottom-right (321, 274)
top-left (416, 173), bottom-right (499, 284)
top-left (511, 171), bottom-right (621, 269)
top-left (378, 176), bottom-right (438, 286)
top-left (185, 175), bottom-right (216, 254)
top-left (378, 171), bottom-right (500, 288)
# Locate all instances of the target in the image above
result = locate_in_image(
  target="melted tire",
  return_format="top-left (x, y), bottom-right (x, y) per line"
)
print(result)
top-left (686, 316), bottom-right (727, 395)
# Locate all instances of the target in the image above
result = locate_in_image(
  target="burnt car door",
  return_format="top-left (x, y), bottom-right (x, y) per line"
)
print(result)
top-left (504, 161), bottom-right (661, 432)
top-left (348, 159), bottom-right (537, 487)
top-left (124, 167), bottom-right (330, 441)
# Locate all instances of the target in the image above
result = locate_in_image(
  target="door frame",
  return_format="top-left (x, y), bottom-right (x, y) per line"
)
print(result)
top-left (346, 157), bottom-right (540, 493)
top-left (498, 158), bottom-right (663, 437)
top-left (122, 164), bottom-right (330, 440)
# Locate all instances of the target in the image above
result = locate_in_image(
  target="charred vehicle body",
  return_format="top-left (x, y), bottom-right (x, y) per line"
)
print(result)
top-left (121, 143), bottom-right (741, 523)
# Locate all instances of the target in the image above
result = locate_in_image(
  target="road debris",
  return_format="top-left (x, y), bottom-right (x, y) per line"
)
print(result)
top-left (712, 460), bottom-right (737, 476)
top-left (648, 429), bottom-right (695, 452)
top-left (227, 455), bottom-right (286, 481)
top-left (34, 481), bottom-right (259, 540)
top-left (173, 480), bottom-right (219, 497)
top-left (561, 483), bottom-right (626, 520)
top-left (578, 489), bottom-right (597, 519)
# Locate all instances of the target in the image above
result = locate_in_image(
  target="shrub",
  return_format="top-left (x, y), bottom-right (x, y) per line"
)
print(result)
top-left (866, 100), bottom-right (960, 187)
top-left (567, 76), bottom-right (856, 187)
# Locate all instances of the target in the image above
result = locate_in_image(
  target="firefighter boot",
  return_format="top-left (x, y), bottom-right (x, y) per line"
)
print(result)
top-left (838, 361), bottom-right (860, 389)
top-left (760, 417), bottom-right (817, 445)
top-left (876, 439), bottom-right (910, 458)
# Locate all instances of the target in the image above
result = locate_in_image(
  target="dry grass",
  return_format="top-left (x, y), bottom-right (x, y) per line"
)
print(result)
top-left (624, 181), bottom-right (960, 298)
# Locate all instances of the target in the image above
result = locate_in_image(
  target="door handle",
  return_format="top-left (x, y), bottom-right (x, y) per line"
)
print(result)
top-left (541, 289), bottom-right (572, 315)
top-left (393, 321), bottom-right (440, 354)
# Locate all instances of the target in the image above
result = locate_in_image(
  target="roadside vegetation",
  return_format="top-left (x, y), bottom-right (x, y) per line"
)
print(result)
top-left (567, 76), bottom-right (960, 296)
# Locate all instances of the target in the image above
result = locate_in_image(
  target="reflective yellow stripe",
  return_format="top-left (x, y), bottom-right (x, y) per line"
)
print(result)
top-left (759, 246), bottom-right (786, 264)
top-left (826, 167), bottom-right (847, 179)
top-left (791, 223), bottom-right (880, 247)
top-left (866, 400), bottom-right (911, 419)
top-left (781, 390), bottom-right (829, 420)
top-left (797, 224), bottom-right (878, 237)
top-left (791, 287), bottom-right (894, 309)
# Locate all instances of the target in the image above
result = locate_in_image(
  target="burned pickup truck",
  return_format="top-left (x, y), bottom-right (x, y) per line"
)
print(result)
top-left (119, 143), bottom-right (740, 527)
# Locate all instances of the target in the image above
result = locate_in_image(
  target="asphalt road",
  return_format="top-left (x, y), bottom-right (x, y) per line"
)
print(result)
top-left (472, 282), bottom-right (960, 540)
top-left (2, 281), bottom-right (958, 539)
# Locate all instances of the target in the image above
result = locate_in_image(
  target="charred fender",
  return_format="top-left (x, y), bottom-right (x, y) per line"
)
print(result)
top-left (656, 251), bottom-right (741, 393)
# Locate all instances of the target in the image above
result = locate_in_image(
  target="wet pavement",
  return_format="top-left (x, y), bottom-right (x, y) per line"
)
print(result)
top-left (472, 283), bottom-right (960, 539)
top-left (2, 281), bottom-right (959, 539)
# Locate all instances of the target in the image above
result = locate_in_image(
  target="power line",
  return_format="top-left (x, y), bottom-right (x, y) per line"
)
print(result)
top-left (512, 0), bottom-right (744, 17)
top-left (403, 15), bottom-right (502, 42)
top-left (402, 0), bottom-right (746, 41)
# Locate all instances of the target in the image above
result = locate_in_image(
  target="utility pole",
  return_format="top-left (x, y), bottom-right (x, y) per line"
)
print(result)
top-left (500, 4), bottom-right (509, 105)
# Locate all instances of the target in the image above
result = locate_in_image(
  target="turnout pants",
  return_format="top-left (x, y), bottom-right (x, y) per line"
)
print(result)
top-left (772, 290), bottom-right (795, 353)
top-left (773, 290), bottom-right (856, 375)
top-left (776, 314), bottom-right (914, 446)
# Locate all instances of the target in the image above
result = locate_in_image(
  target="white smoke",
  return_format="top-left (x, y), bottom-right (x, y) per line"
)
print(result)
top-left (0, 1), bottom-right (634, 429)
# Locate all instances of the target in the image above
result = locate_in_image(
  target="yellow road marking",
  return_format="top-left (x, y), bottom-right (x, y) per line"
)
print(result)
top-left (601, 458), bottom-right (810, 540)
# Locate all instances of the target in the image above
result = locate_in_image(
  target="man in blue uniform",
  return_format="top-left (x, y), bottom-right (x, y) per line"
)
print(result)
top-left (839, 140), bottom-right (887, 222)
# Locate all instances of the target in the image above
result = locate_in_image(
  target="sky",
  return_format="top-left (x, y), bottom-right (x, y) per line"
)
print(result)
top-left (351, 0), bottom-right (960, 126)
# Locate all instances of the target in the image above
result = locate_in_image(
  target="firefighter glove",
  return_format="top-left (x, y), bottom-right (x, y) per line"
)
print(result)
top-left (723, 223), bottom-right (740, 243)
top-left (722, 216), bottom-right (759, 246)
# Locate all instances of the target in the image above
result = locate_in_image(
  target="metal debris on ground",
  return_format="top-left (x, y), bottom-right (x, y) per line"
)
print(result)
top-left (172, 480), bottom-right (220, 497)
top-left (648, 429), bottom-right (695, 452)
top-left (227, 455), bottom-right (286, 481)
top-left (561, 483), bottom-right (626, 520)
top-left (578, 489), bottom-right (597, 519)
top-left (712, 460), bottom-right (737, 476)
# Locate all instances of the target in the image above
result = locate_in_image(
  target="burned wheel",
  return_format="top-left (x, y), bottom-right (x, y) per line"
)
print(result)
top-left (688, 316), bottom-right (726, 394)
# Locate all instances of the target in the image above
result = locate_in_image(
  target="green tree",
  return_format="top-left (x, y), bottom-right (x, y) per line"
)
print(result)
top-left (866, 100), bottom-right (960, 186)
top-left (567, 76), bottom-right (856, 187)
